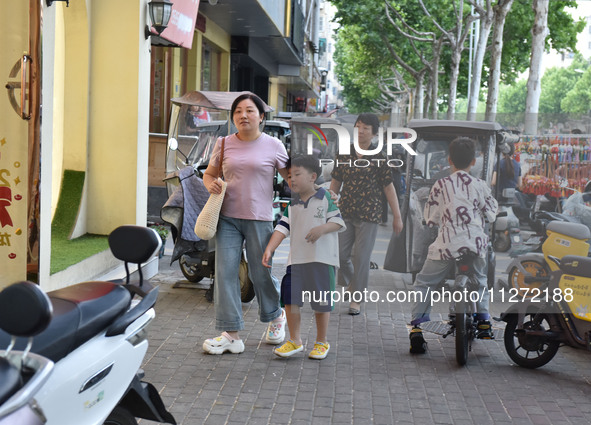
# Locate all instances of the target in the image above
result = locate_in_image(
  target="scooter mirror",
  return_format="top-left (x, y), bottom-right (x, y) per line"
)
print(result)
top-left (168, 138), bottom-right (179, 151)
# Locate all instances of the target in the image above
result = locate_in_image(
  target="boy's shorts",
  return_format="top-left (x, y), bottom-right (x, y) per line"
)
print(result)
top-left (281, 263), bottom-right (336, 312)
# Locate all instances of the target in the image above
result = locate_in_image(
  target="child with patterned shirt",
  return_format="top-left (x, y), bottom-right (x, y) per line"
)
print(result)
top-left (409, 137), bottom-right (498, 354)
top-left (263, 156), bottom-right (345, 359)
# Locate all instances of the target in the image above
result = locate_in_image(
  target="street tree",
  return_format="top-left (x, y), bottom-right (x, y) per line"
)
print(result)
top-left (417, 0), bottom-right (478, 119)
top-left (487, 0), bottom-right (584, 121)
top-left (329, 0), bottom-right (584, 120)
top-left (524, 0), bottom-right (550, 134)
top-left (561, 68), bottom-right (591, 114)
top-left (384, 1), bottom-right (447, 118)
top-left (483, 0), bottom-right (515, 122)
top-left (466, 0), bottom-right (494, 121)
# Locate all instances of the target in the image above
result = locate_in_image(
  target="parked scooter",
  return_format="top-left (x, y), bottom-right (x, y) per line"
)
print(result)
top-left (500, 226), bottom-right (591, 368)
top-left (505, 220), bottom-right (590, 294)
top-left (0, 226), bottom-right (176, 425)
top-left (0, 282), bottom-right (53, 425)
top-left (161, 139), bottom-right (255, 303)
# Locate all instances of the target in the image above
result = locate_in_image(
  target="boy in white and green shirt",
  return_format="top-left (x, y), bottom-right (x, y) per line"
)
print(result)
top-left (263, 156), bottom-right (345, 359)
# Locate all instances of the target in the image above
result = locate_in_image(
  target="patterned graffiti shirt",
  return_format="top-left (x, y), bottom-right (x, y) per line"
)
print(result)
top-left (331, 149), bottom-right (393, 223)
top-left (424, 170), bottom-right (498, 260)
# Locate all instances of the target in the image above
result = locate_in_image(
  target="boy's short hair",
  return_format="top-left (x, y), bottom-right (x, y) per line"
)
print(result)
top-left (449, 137), bottom-right (476, 170)
top-left (285, 158), bottom-right (291, 171)
top-left (355, 113), bottom-right (379, 135)
top-left (291, 155), bottom-right (321, 179)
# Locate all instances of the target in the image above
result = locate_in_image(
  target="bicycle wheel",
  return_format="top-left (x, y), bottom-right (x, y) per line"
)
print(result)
top-left (455, 301), bottom-right (470, 366)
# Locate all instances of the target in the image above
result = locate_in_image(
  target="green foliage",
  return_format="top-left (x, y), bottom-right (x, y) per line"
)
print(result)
top-left (333, 26), bottom-right (389, 112)
top-left (561, 69), bottom-right (591, 114)
top-left (329, 0), bottom-right (586, 112)
top-left (497, 79), bottom-right (527, 126)
top-left (539, 57), bottom-right (587, 114)
top-left (492, 0), bottom-right (585, 85)
top-left (149, 224), bottom-right (170, 243)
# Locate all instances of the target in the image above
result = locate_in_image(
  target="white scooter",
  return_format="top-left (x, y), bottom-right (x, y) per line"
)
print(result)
top-left (0, 226), bottom-right (176, 425)
top-left (0, 281), bottom-right (54, 425)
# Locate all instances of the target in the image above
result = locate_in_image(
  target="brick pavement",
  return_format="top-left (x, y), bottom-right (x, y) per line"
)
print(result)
top-left (140, 255), bottom-right (591, 425)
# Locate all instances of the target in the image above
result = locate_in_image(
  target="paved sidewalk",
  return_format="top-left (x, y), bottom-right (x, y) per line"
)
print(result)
top-left (141, 255), bottom-right (591, 425)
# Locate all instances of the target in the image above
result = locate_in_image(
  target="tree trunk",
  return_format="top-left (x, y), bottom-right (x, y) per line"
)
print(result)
top-left (447, 49), bottom-right (462, 119)
top-left (524, 0), bottom-right (549, 134)
top-left (414, 75), bottom-right (425, 119)
top-left (485, 0), bottom-right (514, 122)
top-left (430, 38), bottom-right (444, 119)
top-left (467, 1), bottom-right (494, 121)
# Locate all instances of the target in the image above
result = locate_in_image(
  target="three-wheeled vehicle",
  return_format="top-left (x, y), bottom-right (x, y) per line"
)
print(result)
top-left (383, 119), bottom-right (518, 364)
top-left (160, 91), bottom-right (289, 301)
top-left (384, 119), bottom-right (518, 283)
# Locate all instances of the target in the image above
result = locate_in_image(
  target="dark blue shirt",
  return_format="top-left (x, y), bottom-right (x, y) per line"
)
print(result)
top-left (497, 158), bottom-right (521, 191)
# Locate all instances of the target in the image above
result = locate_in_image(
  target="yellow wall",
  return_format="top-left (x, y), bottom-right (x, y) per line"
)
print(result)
top-left (203, 18), bottom-right (230, 91)
top-left (186, 17), bottom-right (231, 92)
top-left (269, 77), bottom-right (279, 112)
top-left (172, 49), bottom-right (182, 99)
top-left (86, 0), bottom-right (145, 234)
top-left (0, 0), bottom-right (29, 287)
top-left (187, 32), bottom-right (202, 92)
top-left (63, 1), bottom-right (89, 172)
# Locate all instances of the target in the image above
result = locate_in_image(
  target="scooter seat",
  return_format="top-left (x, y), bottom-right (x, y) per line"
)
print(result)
top-left (546, 221), bottom-right (591, 241)
top-left (560, 256), bottom-right (591, 278)
top-left (0, 281), bottom-right (131, 362)
top-left (0, 358), bottom-right (21, 405)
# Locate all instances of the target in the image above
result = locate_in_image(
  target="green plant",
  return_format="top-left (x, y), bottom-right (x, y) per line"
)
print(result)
top-left (149, 224), bottom-right (170, 243)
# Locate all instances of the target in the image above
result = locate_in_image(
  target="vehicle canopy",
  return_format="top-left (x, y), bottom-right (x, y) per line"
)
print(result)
top-left (384, 119), bottom-right (518, 276)
top-left (166, 91), bottom-right (289, 176)
top-left (288, 116), bottom-right (342, 183)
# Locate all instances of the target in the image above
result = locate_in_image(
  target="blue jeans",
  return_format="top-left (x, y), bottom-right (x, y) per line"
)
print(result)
top-left (214, 215), bottom-right (282, 331)
top-left (410, 257), bottom-right (490, 326)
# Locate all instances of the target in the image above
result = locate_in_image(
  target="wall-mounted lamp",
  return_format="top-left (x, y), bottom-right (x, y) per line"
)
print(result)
top-left (145, 0), bottom-right (173, 39)
top-left (46, 0), bottom-right (70, 6)
top-left (208, 0), bottom-right (219, 5)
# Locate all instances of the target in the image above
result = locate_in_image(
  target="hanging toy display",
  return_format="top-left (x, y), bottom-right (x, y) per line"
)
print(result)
top-left (519, 134), bottom-right (591, 198)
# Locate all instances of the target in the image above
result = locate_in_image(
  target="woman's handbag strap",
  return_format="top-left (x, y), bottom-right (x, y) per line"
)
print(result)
top-left (218, 137), bottom-right (225, 179)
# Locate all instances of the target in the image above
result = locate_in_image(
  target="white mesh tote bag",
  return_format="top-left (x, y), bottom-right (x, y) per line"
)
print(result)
top-left (194, 137), bottom-right (226, 240)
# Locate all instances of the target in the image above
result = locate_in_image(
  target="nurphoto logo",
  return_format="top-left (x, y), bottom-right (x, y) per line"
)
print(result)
top-left (306, 124), bottom-right (418, 168)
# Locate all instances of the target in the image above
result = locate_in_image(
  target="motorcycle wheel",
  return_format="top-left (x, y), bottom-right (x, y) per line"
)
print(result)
top-left (179, 256), bottom-right (204, 283)
top-left (503, 313), bottom-right (559, 369)
top-left (493, 232), bottom-right (511, 252)
top-left (104, 406), bottom-right (138, 425)
top-left (508, 260), bottom-right (548, 293)
top-left (454, 301), bottom-right (472, 366)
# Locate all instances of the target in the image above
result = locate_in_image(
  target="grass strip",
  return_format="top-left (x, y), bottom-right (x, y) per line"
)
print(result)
top-left (50, 170), bottom-right (108, 274)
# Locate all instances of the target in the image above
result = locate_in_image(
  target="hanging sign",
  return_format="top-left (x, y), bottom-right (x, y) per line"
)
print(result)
top-left (157, 0), bottom-right (200, 49)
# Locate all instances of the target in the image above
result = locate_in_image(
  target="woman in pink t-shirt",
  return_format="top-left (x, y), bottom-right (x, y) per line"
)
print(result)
top-left (201, 93), bottom-right (289, 355)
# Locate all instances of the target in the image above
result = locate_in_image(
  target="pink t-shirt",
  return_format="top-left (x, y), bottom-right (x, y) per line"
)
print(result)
top-left (210, 133), bottom-right (288, 221)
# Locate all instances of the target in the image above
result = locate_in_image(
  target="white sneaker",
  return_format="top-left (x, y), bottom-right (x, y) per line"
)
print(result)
top-left (203, 332), bottom-right (245, 355)
top-left (265, 309), bottom-right (286, 344)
